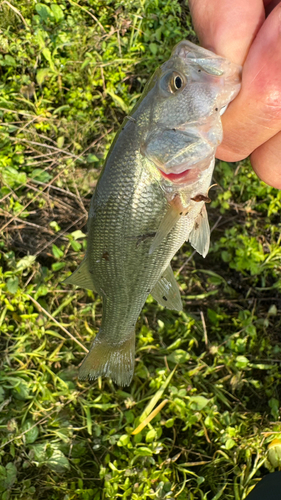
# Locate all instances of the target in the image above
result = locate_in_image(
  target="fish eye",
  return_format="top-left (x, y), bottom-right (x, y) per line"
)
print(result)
top-left (175, 76), bottom-right (182, 89)
top-left (159, 71), bottom-right (186, 94)
top-left (169, 73), bottom-right (184, 93)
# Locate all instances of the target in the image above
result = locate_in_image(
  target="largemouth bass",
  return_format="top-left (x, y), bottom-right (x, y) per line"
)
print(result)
top-left (65, 41), bottom-right (241, 386)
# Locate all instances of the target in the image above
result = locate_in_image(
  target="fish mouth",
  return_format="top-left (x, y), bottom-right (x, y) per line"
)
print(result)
top-left (159, 167), bottom-right (200, 184)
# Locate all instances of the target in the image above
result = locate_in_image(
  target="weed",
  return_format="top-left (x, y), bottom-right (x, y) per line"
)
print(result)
top-left (0, 2), bottom-right (281, 499)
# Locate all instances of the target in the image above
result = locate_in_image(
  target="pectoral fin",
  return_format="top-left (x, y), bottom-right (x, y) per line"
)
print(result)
top-left (151, 264), bottom-right (182, 311)
top-left (149, 204), bottom-right (181, 254)
top-left (63, 257), bottom-right (97, 291)
top-left (188, 204), bottom-right (210, 258)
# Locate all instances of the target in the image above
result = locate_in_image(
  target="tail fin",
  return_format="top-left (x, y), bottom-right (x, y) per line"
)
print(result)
top-left (79, 331), bottom-right (135, 386)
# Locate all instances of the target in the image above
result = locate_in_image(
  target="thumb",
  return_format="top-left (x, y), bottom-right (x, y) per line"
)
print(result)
top-left (189, 0), bottom-right (265, 64)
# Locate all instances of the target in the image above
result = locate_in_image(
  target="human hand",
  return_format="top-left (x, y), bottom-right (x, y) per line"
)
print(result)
top-left (189, 0), bottom-right (281, 189)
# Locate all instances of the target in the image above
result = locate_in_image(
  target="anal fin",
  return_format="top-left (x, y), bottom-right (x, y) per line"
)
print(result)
top-left (151, 264), bottom-right (182, 311)
top-left (63, 257), bottom-right (97, 291)
top-left (79, 330), bottom-right (135, 386)
top-left (188, 204), bottom-right (210, 258)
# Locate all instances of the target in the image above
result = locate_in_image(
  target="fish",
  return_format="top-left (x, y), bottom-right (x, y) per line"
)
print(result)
top-left (64, 41), bottom-right (241, 386)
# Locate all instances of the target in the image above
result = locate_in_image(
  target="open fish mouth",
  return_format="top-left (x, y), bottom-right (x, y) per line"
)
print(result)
top-left (159, 166), bottom-right (200, 184)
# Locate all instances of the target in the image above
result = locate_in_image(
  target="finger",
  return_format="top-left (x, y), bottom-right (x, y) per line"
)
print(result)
top-left (189, 0), bottom-right (265, 64)
top-left (251, 131), bottom-right (281, 188)
top-left (216, 3), bottom-right (281, 162)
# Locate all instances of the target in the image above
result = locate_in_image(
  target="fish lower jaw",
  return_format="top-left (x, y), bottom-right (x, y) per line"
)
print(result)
top-left (158, 155), bottom-right (214, 185)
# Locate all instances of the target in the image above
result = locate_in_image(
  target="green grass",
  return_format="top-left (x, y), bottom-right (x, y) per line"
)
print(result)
top-left (1, 1), bottom-right (281, 499)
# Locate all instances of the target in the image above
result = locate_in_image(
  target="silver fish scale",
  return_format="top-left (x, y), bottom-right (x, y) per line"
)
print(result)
top-left (88, 130), bottom-right (168, 340)
top-left (87, 127), bottom-right (203, 345)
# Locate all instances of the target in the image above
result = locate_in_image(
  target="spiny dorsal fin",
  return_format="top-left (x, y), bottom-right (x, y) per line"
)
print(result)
top-left (151, 264), bottom-right (182, 311)
top-left (188, 204), bottom-right (210, 258)
top-left (63, 257), bottom-right (97, 291)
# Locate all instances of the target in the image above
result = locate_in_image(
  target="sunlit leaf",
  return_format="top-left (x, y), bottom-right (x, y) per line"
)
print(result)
top-left (6, 277), bottom-right (19, 294)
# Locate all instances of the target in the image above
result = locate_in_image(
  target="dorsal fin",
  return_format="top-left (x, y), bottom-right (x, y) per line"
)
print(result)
top-left (63, 257), bottom-right (97, 291)
top-left (151, 264), bottom-right (182, 311)
top-left (188, 204), bottom-right (210, 258)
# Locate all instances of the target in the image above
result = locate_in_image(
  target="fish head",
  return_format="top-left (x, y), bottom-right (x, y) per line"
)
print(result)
top-left (140, 41), bottom-right (241, 186)
top-left (169, 40), bottom-right (241, 113)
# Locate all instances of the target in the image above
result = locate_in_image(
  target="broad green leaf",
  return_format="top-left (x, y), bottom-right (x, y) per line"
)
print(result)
top-left (165, 418), bottom-right (175, 428)
top-left (235, 355), bottom-right (249, 369)
top-left (124, 410), bottom-right (134, 424)
top-left (269, 398), bottom-right (280, 420)
top-left (34, 284), bottom-right (49, 300)
top-left (52, 244), bottom-right (64, 259)
top-left (34, 29), bottom-right (46, 49)
top-left (12, 380), bottom-right (30, 400)
top-left (3, 55), bottom-right (16, 66)
top-left (268, 439), bottom-right (281, 468)
top-left (31, 444), bottom-right (70, 472)
top-left (70, 240), bottom-right (81, 252)
top-left (146, 429), bottom-right (157, 443)
top-left (269, 305), bottom-right (277, 316)
top-left (12, 201), bottom-right (29, 218)
top-left (16, 255), bottom-right (36, 272)
top-left (117, 434), bottom-right (130, 447)
top-left (50, 4), bottom-right (64, 22)
top-left (2, 167), bottom-right (26, 188)
top-left (47, 449), bottom-right (70, 472)
top-left (30, 443), bottom-right (46, 462)
top-left (189, 396), bottom-right (210, 411)
top-left (225, 438), bottom-right (236, 450)
top-left (6, 277), bottom-right (19, 294)
top-left (22, 421), bottom-right (39, 444)
top-left (36, 68), bottom-right (52, 85)
top-left (35, 3), bottom-right (53, 21)
top-left (71, 230), bottom-right (86, 240)
top-left (52, 262), bottom-right (66, 271)
top-left (0, 463), bottom-right (17, 492)
top-left (50, 221), bottom-right (61, 232)
top-left (167, 349), bottom-right (190, 364)
top-left (134, 447), bottom-right (153, 457)
top-left (87, 153), bottom-right (99, 163)
top-left (57, 136), bottom-right (64, 148)
top-left (149, 42), bottom-right (158, 55)
top-left (30, 168), bottom-right (52, 183)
